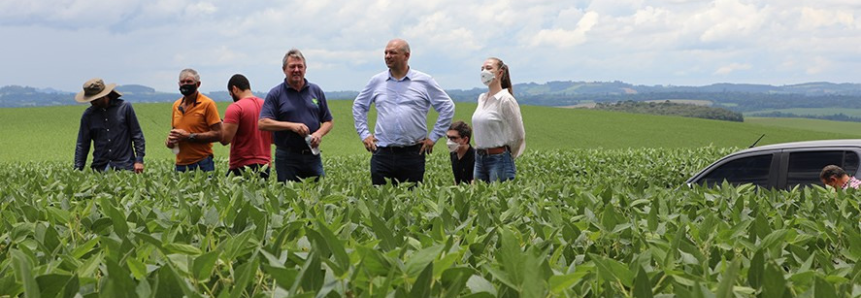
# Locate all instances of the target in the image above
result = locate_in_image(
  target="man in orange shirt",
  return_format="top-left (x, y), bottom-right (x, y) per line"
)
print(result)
top-left (166, 68), bottom-right (223, 172)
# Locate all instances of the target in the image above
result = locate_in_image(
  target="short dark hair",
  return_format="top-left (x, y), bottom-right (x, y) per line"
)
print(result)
top-left (820, 165), bottom-right (848, 181)
top-left (227, 74), bottom-right (251, 91)
top-left (448, 121), bottom-right (471, 141)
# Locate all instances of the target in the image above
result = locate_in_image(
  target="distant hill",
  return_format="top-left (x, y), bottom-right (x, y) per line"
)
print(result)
top-left (5, 81), bottom-right (861, 120)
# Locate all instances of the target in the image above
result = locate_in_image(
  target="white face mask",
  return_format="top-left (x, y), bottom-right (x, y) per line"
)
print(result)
top-left (480, 69), bottom-right (495, 86)
top-left (446, 139), bottom-right (460, 152)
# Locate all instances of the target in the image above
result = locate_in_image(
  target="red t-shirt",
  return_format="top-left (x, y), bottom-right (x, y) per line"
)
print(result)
top-left (223, 96), bottom-right (272, 169)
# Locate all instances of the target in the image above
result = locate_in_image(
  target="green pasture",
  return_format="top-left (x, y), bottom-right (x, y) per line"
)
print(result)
top-left (744, 108), bottom-right (861, 117)
top-left (746, 117), bottom-right (861, 137)
top-left (0, 101), bottom-right (859, 163)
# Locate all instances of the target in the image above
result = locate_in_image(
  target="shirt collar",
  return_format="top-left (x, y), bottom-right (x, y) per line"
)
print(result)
top-left (284, 78), bottom-right (310, 91)
top-left (490, 89), bottom-right (510, 100)
top-left (183, 93), bottom-right (201, 106)
top-left (387, 67), bottom-right (414, 82)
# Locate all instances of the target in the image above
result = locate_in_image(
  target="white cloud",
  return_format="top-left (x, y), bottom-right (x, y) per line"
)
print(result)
top-left (714, 63), bottom-right (752, 75)
top-left (529, 11), bottom-right (600, 48)
top-left (3, 0), bottom-right (861, 92)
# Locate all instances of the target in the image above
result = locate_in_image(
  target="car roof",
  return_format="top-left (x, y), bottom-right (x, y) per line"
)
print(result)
top-left (736, 139), bottom-right (861, 154)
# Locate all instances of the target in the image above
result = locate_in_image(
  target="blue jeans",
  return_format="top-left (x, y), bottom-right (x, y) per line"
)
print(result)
top-left (370, 145), bottom-right (425, 186)
top-left (175, 155), bottom-right (215, 172)
top-left (474, 151), bottom-right (516, 183)
top-left (275, 148), bottom-right (324, 182)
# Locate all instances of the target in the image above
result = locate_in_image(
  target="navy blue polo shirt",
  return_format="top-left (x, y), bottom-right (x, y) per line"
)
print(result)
top-left (260, 79), bottom-right (333, 150)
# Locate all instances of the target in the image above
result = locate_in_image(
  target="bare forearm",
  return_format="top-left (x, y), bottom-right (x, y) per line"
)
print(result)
top-left (315, 121), bottom-right (333, 137)
top-left (193, 130), bottom-right (221, 143)
top-left (259, 118), bottom-right (290, 131)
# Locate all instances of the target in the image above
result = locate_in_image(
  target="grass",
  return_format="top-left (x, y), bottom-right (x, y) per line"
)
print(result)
top-left (1, 101), bottom-right (859, 163)
top-left (744, 107), bottom-right (861, 117)
top-left (746, 117), bottom-right (861, 137)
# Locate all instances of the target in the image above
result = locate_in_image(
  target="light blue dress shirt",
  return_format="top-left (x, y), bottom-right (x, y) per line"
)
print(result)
top-left (353, 68), bottom-right (455, 147)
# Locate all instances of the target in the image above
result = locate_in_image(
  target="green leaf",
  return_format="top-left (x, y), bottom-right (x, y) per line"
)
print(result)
top-left (441, 267), bottom-right (475, 298)
top-left (814, 275), bottom-right (837, 298)
top-left (759, 229), bottom-right (788, 251)
top-left (126, 258), bottom-right (147, 280)
top-left (132, 232), bottom-right (164, 253)
top-left (408, 262), bottom-right (434, 298)
top-left (405, 244), bottom-right (444, 278)
top-left (230, 256), bottom-right (259, 298)
top-left (77, 252), bottom-right (103, 278)
top-left (264, 265), bottom-right (298, 291)
top-left (484, 265), bottom-right (518, 291)
top-left (102, 258), bottom-right (139, 298)
top-left (294, 251), bottom-right (323, 294)
top-left (101, 198), bottom-right (129, 238)
top-left (715, 259), bottom-right (740, 298)
top-left (748, 250), bottom-right (764, 289)
top-left (71, 237), bottom-right (100, 259)
top-left (634, 266), bottom-right (653, 298)
top-left (35, 274), bottom-right (72, 298)
top-left (164, 243), bottom-right (202, 255)
top-left (497, 228), bottom-right (524, 286)
top-left (549, 271), bottom-right (587, 294)
top-left (466, 275), bottom-right (497, 296)
top-left (192, 250), bottom-right (220, 281)
top-left (314, 220), bottom-right (350, 276)
top-left (11, 250), bottom-right (40, 298)
top-left (762, 263), bottom-right (787, 298)
top-left (590, 254), bottom-right (634, 287)
top-left (369, 212), bottom-right (397, 252)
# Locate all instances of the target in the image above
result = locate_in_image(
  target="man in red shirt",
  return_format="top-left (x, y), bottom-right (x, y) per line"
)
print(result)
top-left (220, 74), bottom-right (272, 178)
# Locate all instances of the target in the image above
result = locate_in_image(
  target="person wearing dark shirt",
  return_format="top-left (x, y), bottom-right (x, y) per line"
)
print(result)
top-left (74, 78), bottom-right (145, 172)
top-left (447, 121), bottom-right (474, 184)
top-left (259, 48), bottom-right (334, 182)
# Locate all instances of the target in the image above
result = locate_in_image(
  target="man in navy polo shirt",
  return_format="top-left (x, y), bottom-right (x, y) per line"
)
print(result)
top-left (259, 48), bottom-right (334, 182)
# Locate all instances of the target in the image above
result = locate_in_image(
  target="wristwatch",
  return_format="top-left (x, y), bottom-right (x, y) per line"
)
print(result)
top-left (188, 133), bottom-right (197, 142)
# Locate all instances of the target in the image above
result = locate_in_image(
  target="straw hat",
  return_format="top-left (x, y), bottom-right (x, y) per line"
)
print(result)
top-left (75, 78), bottom-right (122, 103)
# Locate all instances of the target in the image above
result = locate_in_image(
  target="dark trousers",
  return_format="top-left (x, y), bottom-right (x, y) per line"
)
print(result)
top-left (227, 163), bottom-right (270, 179)
top-left (371, 145), bottom-right (426, 186)
top-left (275, 148), bottom-right (324, 183)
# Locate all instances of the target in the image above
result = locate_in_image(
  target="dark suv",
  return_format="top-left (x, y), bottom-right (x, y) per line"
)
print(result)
top-left (687, 140), bottom-right (861, 189)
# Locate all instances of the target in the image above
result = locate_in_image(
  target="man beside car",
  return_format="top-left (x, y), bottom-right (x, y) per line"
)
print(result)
top-left (820, 165), bottom-right (861, 189)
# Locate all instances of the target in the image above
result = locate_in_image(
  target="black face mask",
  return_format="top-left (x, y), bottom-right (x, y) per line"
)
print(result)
top-left (180, 84), bottom-right (198, 96)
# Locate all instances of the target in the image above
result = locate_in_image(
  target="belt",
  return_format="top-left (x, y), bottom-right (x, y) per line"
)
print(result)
top-left (476, 146), bottom-right (508, 156)
top-left (377, 143), bottom-right (422, 153)
top-left (277, 146), bottom-right (315, 155)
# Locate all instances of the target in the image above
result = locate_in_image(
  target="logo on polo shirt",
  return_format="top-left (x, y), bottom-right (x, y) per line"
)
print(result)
top-left (312, 98), bottom-right (319, 106)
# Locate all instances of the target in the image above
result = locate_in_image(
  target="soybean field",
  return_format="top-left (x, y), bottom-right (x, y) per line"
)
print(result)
top-left (2, 148), bottom-right (861, 297)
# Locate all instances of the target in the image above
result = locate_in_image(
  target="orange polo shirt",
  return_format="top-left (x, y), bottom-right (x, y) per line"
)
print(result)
top-left (171, 93), bottom-right (221, 165)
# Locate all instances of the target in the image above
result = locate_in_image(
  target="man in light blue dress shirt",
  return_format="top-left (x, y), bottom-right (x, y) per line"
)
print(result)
top-left (353, 38), bottom-right (455, 186)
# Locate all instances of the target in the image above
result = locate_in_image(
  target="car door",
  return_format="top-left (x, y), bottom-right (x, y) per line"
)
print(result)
top-left (778, 149), bottom-right (861, 189)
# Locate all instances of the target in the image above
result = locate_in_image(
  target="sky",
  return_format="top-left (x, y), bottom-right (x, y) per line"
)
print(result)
top-left (2, 0), bottom-right (861, 93)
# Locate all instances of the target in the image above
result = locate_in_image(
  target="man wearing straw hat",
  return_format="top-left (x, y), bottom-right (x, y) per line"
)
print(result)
top-left (74, 78), bottom-right (146, 172)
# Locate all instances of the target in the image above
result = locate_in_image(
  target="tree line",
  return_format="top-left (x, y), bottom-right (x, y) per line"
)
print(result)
top-left (592, 100), bottom-right (744, 122)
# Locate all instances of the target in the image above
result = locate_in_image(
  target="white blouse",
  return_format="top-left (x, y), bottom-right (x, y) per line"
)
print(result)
top-left (471, 89), bottom-right (526, 159)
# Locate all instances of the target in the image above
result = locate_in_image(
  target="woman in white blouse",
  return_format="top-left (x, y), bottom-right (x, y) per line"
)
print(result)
top-left (471, 57), bottom-right (526, 182)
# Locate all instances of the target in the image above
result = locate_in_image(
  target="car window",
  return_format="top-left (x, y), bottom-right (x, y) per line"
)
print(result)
top-left (787, 151), bottom-right (860, 187)
top-left (700, 154), bottom-right (772, 187)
